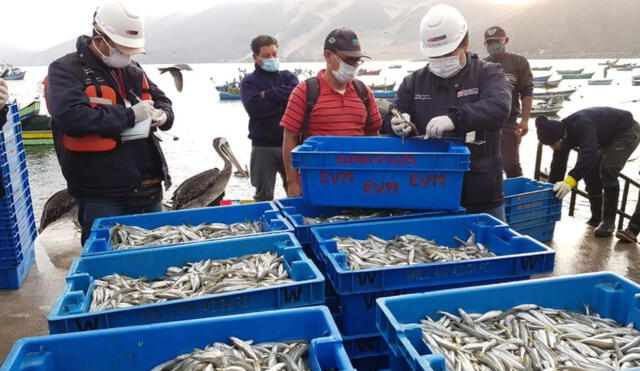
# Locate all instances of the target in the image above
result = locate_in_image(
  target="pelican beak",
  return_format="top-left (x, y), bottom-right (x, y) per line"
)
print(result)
top-left (220, 141), bottom-right (249, 177)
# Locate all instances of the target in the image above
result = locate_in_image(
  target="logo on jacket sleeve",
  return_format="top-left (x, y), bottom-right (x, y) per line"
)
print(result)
top-left (457, 88), bottom-right (479, 98)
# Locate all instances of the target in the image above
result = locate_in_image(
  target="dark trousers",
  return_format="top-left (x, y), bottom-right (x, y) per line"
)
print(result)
top-left (76, 196), bottom-right (163, 245)
top-left (501, 122), bottom-right (523, 178)
top-left (583, 124), bottom-right (640, 196)
top-left (250, 146), bottom-right (287, 201)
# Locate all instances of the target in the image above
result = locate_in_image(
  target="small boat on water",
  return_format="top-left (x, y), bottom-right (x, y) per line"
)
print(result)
top-left (556, 68), bottom-right (584, 75)
top-left (219, 91), bottom-right (241, 101)
top-left (1, 65), bottom-right (26, 80)
top-left (534, 78), bottom-right (562, 89)
top-left (388, 64), bottom-right (402, 69)
top-left (615, 64), bottom-right (636, 71)
top-left (357, 69), bottom-right (382, 76)
top-left (18, 100), bottom-right (41, 121)
top-left (17, 100), bottom-right (53, 145)
top-left (531, 66), bottom-right (552, 71)
top-left (531, 99), bottom-right (563, 117)
top-left (561, 72), bottom-right (594, 80)
top-left (533, 74), bottom-right (552, 82)
top-left (588, 79), bottom-right (613, 86)
top-left (373, 90), bottom-right (397, 99)
top-left (533, 88), bottom-right (577, 101)
top-left (369, 82), bottom-right (396, 91)
top-left (632, 75), bottom-right (640, 86)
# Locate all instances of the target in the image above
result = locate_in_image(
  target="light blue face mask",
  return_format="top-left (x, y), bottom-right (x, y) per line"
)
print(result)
top-left (486, 43), bottom-right (505, 57)
top-left (261, 58), bottom-right (279, 72)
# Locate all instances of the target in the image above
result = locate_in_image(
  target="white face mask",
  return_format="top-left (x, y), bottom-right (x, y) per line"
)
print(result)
top-left (331, 61), bottom-right (358, 84)
top-left (96, 38), bottom-right (132, 68)
top-left (428, 54), bottom-right (465, 79)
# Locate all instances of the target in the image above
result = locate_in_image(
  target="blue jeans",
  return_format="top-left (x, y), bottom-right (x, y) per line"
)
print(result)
top-left (484, 203), bottom-right (506, 222)
top-left (76, 196), bottom-right (163, 245)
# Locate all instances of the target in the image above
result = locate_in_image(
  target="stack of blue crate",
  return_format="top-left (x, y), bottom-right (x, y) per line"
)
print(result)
top-left (0, 104), bottom-right (37, 290)
top-left (504, 177), bottom-right (562, 242)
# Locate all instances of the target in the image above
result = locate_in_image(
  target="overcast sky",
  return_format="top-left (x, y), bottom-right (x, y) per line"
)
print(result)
top-left (8, 0), bottom-right (537, 52)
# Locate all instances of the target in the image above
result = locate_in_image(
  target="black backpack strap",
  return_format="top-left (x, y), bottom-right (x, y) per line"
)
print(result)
top-left (301, 77), bottom-right (320, 142)
top-left (352, 79), bottom-right (374, 131)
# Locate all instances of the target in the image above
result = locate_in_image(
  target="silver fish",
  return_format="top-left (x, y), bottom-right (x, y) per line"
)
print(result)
top-left (419, 305), bottom-right (640, 370)
top-left (150, 338), bottom-right (310, 371)
top-left (89, 252), bottom-right (292, 312)
top-left (333, 231), bottom-right (495, 270)
top-left (110, 221), bottom-right (263, 250)
top-left (303, 209), bottom-right (415, 225)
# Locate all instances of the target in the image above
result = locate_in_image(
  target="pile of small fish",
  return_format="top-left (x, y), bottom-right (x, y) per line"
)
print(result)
top-left (151, 337), bottom-right (310, 371)
top-left (90, 252), bottom-right (292, 312)
top-left (333, 231), bottom-right (495, 270)
top-left (303, 209), bottom-right (414, 225)
top-left (110, 221), bottom-right (262, 250)
top-left (420, 304), bottom-right (640, 370)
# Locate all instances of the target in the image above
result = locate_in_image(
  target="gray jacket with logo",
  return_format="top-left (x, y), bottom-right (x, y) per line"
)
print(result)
top-left (383, 53), bottom-right (512, 213)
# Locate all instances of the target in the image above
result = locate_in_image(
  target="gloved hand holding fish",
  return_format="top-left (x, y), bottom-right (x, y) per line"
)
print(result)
top-left (334, 231), bottom-right (495, 270)
top-left (90, 252), bottom-right (292, 312)
top-left (151, 337), bottom-right (311, 371)
top-left (420, 304), bottom-right (640, 370)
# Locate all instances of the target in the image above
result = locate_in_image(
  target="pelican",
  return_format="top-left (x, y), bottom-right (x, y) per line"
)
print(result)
top-left (39, 188), bottom-right (77, 233)
top-left (158, 63), bottom-right (193, 92)
top-left (171, 137), bottom-right (247, 209)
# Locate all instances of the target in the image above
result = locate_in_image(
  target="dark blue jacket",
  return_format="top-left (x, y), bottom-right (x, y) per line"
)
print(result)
top-left (241, 65), bottom-right (298, 147)
top-left (383, 54), bottom-right (512, 213)
top-left (47, 36), bottom-right (174, 198)
top-left (549, 107), bottom-right (637, 183)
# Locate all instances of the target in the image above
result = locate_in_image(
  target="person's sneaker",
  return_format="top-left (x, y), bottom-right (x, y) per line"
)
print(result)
top-left (616, 228), bottom-right (638, 243)
top-left (586, 217), bottom-right (601, 227)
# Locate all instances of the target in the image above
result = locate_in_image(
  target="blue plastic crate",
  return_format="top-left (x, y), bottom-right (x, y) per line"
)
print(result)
top-left (4, 306), bottom-right (355, 371)
top-left (508, 212), bottom-right (561, 231)
top-left (49, 233), bottom-right (325, 334)
top-left (83, 201), bottom-right (293, 256)
top-left (350, 355), bottom-right (389, 371)
top-left (0, 239), bottom-right (34, 290)
top-left (513, 221), bottom-right (557, 242)
top-left (504, 177), bottom-right (557, 207)
top-left (0, 143), bottom-right (27, 176)
top-left (276, 197), bottom-right (465, 245)
top-left (376, 272), bottom-right (640, 371)
top-left (310, 214), bottom-right (555, 334)
top-left (343, 332), bottom-right (388, 361)
top-left (291, 136), bottom-right (470, 210)
top-left (506, 203), bottom-right (562, 224)
top-left (0, 217), bottom-right (37, 266)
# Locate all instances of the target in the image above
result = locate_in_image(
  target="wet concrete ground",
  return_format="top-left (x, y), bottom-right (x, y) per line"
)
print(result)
top-left (1, 213), bottom-right (639, 362)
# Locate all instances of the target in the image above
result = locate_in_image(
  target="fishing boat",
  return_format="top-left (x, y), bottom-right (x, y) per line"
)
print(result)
top-left (18, 100), bottom-right (41, 121)
top-left (561, 72), bottom-right (594, 79)
top-left (2, 66), bottom-right (26, 80)
top-left (556, 68), bottom-right (584, 75)
top-left (369, 82), bottom-right (396, 91)
top-left (21, 115), bottom-right (53, 145)
top-left (599, 59), bottom-right (619, 66)
top-left (615, 65), bottom-right (635, 71)
top-left (531, 99), bottom-right (563, 117)
top-left (357, 69), bottom-right (382, 76)
top-left (531, 66), bottom-right (552, 71)
top-left (534, 78), bottom-right (562, 89)
top-left (632, 75), bottom-right (640, 86)
top-left (533, 88), bottom-right (576, 101)
top-left (373, 90), bottom-right (397, 99)
top-left (588, 79), bottom-right (613, 86)
top-left (533, 74), bottom-right (552, 82)
top-left (388, 64), bottom-right (402, 69)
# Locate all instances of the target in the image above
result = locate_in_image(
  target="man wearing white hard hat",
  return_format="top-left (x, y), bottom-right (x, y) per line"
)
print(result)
top-left (383, 4), bottom-right (512, 220)
top-left (46, 1), bottom-right (175, 244)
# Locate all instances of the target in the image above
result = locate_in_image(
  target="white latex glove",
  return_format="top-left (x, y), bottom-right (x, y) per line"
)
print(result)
top-left (131, 100), bottom-right (155, 123)
top-left (151, 109), bottom-right (168, 128)
top-left (425, 115), bottom-right (455, 139)
top-left (553, 181), bottom-right (572, 199)
top-left (391, 113), bottom-right (412, 137)
top-left (0, 79), bottom-right (8, 107)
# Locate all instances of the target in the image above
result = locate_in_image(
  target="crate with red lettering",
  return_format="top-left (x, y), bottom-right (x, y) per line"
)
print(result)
top-left (291, 137), bottom-right (470, 210)
top-left (310, 214), bottom-right (555, 335)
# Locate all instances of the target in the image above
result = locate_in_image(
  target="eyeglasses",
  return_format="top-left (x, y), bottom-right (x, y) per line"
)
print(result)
top-left (332, 52), bottom-right (363, 67)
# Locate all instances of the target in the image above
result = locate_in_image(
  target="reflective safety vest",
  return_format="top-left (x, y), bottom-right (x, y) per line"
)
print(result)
top-left (44, 64), bottom-right (153, 152)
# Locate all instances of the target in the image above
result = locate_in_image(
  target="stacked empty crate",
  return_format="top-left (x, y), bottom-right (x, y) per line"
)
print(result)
top-left (504, 177), bottom-right (562, 242)
top-left (0, 104), bottom-right (37, 290)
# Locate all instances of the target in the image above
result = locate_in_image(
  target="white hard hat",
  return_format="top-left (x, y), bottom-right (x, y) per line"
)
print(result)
top-left (93, 1), bottom-right (145, 54)
top-left (419, 4), bottom-right (468, 58)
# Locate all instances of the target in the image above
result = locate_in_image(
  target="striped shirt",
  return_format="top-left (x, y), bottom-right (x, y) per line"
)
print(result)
top-left (279, 70), bottom-right (382, 137)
